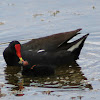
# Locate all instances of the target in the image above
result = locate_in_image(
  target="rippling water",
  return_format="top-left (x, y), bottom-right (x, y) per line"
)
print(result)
top-left (0, 0), bottom-right (100, 100)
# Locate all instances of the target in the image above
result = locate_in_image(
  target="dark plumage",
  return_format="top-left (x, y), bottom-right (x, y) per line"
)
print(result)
top-left (3, 28), bottom-right (89, 76)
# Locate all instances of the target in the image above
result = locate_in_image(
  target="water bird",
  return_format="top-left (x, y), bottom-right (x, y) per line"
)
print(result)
top-left (3, 28), bottom-right (89, 76)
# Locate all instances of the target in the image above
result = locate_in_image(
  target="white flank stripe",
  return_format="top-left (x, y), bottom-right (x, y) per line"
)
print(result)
top-left (28, 50), bottom-right (32, 51)
top-left (37, 49), bottom-right (45, 53)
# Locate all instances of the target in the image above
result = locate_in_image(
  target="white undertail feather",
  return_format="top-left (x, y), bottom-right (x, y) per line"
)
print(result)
top-left (67, 38), bottom-right (84, 52)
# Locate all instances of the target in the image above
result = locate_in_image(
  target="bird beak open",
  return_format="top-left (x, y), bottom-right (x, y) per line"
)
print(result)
top-left (15, 44), bottom-right (28, 66)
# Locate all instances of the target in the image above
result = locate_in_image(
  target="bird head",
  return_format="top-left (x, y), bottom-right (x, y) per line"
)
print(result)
top-left (9, 41), bottom-right (28, 66)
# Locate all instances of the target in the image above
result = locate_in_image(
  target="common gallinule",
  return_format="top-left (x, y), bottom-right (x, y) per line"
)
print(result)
top-left (3, 28), bottom-right (89, 69)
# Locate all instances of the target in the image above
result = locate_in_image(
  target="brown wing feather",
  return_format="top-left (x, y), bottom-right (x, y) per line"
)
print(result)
top-left (22, 28), bottom-right (82, 51)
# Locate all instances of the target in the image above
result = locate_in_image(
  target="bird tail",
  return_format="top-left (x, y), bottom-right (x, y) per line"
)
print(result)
top-left (67, 34), bottom-right (89, 60)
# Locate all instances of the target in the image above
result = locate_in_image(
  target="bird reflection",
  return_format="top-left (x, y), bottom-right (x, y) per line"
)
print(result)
top-left (4, 61), bottom-right (92, 96)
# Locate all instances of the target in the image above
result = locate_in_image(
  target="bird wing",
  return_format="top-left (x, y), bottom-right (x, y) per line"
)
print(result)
top-left (22, 28), bottom-right (82, 51)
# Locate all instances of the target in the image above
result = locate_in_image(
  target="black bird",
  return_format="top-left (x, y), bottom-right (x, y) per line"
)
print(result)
top-left (3, 28), bottom-right (89, 75)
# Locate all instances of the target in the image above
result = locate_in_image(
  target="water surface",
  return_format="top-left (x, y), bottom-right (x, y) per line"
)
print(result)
top-left (0, 0), bottom-right (100, 100)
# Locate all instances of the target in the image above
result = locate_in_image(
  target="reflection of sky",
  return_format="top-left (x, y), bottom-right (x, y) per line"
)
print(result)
top-left (0, 0), bottom-right (100, 43)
